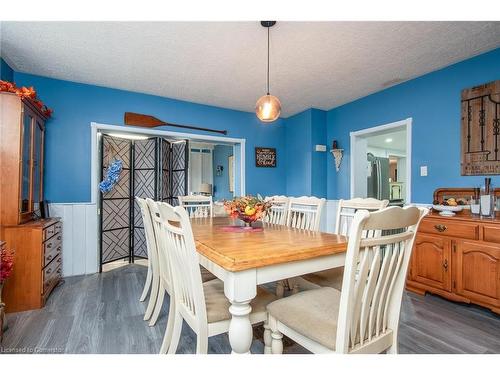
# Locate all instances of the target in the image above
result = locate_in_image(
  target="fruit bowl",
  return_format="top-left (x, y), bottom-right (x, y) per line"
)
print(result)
top-left (223, 195), bottom-right (273, 227)
top-left (432, 205), bottom-right (463, 216)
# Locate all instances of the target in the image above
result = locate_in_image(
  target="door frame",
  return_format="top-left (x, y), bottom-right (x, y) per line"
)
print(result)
top-left (349, 118), bottom-right (412, 203)
top-left (90, 122), bottom-right (246, 205)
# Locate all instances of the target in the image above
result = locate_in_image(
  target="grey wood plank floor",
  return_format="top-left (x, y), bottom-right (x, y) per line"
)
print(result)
top-left (1, 264), bottom-right (499, 354)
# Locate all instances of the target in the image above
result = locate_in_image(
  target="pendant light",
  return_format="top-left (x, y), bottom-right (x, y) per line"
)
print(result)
top-left (255, 21), bottom-right (281, 122)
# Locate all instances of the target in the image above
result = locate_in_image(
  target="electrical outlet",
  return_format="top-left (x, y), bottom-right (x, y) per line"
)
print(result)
top-left (315, 145), bottom-right (327, 152)
top-left (420, 166), bottom-right (428, 176)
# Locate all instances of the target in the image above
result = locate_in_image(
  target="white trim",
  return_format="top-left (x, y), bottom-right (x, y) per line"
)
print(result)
top-left (90, 122), bottom-right (246, 204)
top-left (350, 118), bottom-right (412, 203)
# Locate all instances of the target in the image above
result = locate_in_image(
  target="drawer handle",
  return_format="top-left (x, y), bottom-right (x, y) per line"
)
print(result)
top-left (46, 254), bottom-right (53, 262)
top-left (46, 268), bottom-right (52, 274)
top-left (47, 243), bottom-right (53, 249)
top-left (443, 259), bottom-right (448, 270)
top-left (434, 224), bottom-right (447, 232)
top-left (57, 257), bottom-right (62, 263)
top-left (57, 235), bottom-right (62, 241)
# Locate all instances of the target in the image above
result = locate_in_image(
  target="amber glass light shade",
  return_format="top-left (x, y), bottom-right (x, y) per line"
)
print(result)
top-left (255, 94), bottom-right (281, 122)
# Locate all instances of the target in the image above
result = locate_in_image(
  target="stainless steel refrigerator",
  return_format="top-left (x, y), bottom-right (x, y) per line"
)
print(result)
top-left (367, 153), bottom-right (390, 201)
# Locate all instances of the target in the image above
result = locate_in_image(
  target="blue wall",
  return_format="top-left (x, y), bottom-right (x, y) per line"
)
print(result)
top-left (13, 72), bottom-right (287, 203)
top-left (285, 109), bottom-right (312, 196)
top-left (212, 145), bottom-right (234, 201)
top-left (327, 48), bottom-right (500, 203)
top-left (311, 109), bottom-right (327, 198)
top-left (285, 108), bottom-right (328, 198)
top-left (0, 58), bottom-right (14, 82)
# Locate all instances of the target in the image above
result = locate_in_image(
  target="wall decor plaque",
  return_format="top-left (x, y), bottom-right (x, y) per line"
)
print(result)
top-left (255, 147), bottom-right (276, 167)
top-left (461, 80), bottom-right (500, 175)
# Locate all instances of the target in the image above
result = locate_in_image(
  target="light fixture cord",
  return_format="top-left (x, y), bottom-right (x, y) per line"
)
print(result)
top-left (267, 25), bottom-right (270, 95)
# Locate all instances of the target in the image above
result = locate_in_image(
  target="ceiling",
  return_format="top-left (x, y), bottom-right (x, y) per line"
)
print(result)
top-left (366, 129), bottom-right (407, 152)
top-left (1, 21), bottom-right (499, 117)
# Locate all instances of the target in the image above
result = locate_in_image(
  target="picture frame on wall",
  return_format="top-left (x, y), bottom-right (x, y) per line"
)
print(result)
top-left (255, 147), bottom-right (276, 167)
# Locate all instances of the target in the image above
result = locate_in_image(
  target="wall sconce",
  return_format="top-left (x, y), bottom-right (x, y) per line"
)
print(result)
top-left (330, 140), bottom-right (344, 172)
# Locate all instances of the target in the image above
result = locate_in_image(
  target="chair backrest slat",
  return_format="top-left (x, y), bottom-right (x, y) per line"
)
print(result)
top-left (178, 195), bottom-right (213, 218)
top-left (286, 196), bottom-right (325, 232)
top-left (336, 205), bottom-right (428, 353)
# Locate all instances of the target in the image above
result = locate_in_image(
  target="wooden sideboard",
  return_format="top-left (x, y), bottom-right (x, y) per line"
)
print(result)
top-left (2, 219), bottom-right (63, 312)
top-left (407, 212), bottom-right (500, 314)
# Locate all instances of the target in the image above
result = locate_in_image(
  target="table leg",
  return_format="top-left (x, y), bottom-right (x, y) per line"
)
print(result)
top-left (224, 269), bottom-right (257, 354)
top-left (228, 299), bottom-right (253, 354)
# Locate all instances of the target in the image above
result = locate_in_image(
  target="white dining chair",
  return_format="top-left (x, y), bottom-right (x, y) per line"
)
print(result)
top-left (159, 202), bottom-right (276, 354)
top-left (276, 196), bottom-right (326, 297)
top-left (266, 206), bottom-right (428, 354)
top-left (178, 195), bottom-right (213, 218)
top-left (136, 197), bottom-right (161, 324)
top-left (300, 198), bottom-right (389, 291)
top-left (145, 198), bottom-right (217, 331)
top-left (145, 198), bottom-right (175, 330)
top-left (263, 195), bottom-right (289, 225)
top-left (286, 196), bottom-right (326, 231)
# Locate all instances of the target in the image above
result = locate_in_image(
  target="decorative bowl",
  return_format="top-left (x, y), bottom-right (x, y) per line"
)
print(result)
top-left (223, 195), bottom-right (272, 227)
top-left (432, 205), bottom-right (463, 216)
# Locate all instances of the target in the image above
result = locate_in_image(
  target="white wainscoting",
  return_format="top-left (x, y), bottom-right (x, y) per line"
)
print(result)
top-left (49, 203), bottom-right (99, 277)
top-left (322, 199), bottom-right (339, 234)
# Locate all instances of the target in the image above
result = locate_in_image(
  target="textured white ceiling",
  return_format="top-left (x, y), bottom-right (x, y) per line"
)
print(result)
top-left (1, 21), bottom-right (499, 117)
top-left (367, 129), bottom-right (407, 151)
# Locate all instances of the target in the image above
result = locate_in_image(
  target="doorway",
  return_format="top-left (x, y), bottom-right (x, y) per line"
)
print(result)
top-left (350, 118), bottom-right (412, 205)
top-left (90, 122), bottom-right (246, 273)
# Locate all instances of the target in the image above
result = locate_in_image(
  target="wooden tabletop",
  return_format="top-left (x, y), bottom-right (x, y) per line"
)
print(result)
top-left (191, 217), bottom-right (348, 272)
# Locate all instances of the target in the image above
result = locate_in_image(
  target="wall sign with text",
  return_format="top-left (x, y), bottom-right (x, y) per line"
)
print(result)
top-left (255, 147), bottom-right (276, 167)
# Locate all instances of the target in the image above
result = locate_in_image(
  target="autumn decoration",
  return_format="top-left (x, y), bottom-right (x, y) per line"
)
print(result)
top-left (223, 195), bottom-right (273, 227)
top-left (0, 80), bottom-right (53, 118)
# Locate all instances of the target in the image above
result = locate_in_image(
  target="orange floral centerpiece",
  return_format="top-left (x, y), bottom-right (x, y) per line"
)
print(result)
top-left (223, 195), bottom-right (273, 227)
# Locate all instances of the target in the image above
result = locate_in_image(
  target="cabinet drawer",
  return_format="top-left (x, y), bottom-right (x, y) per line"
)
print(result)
top-left (419, 219), bottom-right (478, 240)
top-left (483, 225), bottom-right (500, 244)
top-left (43, 255), bottom-right (62, 294)
top-left (42, 221), bottom-right (62, 242)
top-left (54, 221), bottom-right (62, 235)
top-left (43, 225), bottom-right (55, 241)
top-left (43, 241), bottom-right (62, 268)
top-left (43, 233), bottom-right (62, 259)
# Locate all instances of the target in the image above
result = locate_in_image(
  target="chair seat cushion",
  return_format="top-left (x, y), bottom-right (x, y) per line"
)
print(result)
top-left (203, 279), bottom-right (276, 323)
top-left (267, 287), bottom-right (341, 350)
top-left (302, 267), bottom-right (344, 290)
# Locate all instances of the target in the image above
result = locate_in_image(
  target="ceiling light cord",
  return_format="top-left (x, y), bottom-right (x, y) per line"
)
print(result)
top-left (267, 26), bottom-right (270, 95)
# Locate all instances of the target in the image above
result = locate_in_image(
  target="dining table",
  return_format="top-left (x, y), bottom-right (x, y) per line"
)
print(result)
top-left (191, 216), bottom-right (348, 354)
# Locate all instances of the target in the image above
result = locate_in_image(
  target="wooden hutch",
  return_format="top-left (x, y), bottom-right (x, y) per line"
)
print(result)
top-left (0, 92), bottom-right (62, 312)
top-left (407, 188), bottom-right (500, 314)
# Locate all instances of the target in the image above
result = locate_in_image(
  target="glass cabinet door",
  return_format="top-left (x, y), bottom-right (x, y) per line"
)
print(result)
top-left (20, 109), bottom-right (34, 214)
top-left (32, 120), bottom-right (44, 212)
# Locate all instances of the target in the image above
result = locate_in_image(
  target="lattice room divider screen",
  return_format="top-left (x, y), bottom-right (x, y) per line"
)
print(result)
top-left (99, 134), bottom-right (188, 271)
